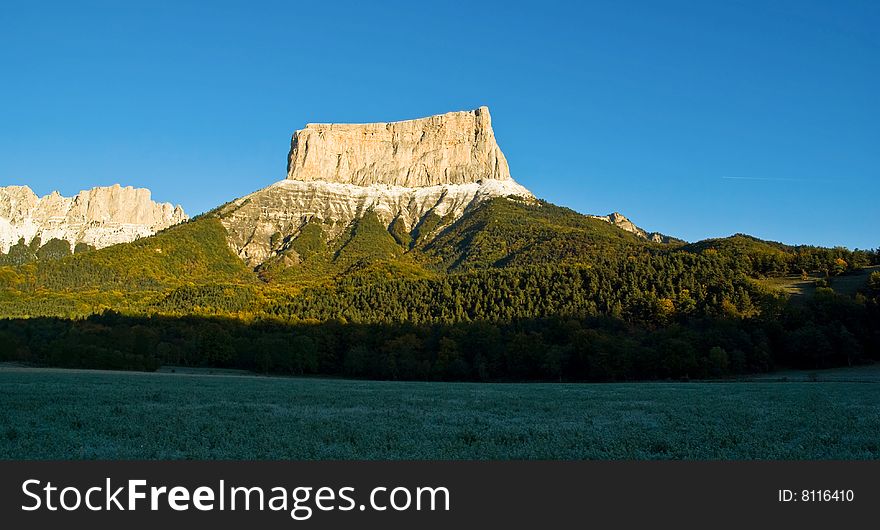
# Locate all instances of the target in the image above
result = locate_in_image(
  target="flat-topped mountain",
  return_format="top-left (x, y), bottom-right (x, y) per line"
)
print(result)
top-left (287, 106), bottom-right (510, 187)
top-left (0, 184), bottom-right (186, 253)
top-left (218, 106), bottom-right (672, 267)
top-left (222, 107), bottom-right (531, 266)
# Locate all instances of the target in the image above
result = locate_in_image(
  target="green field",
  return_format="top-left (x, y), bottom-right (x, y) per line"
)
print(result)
top-left (2, 366), bottom-right (879, 460)
top-left (756, 265), bottom-right (880, 298)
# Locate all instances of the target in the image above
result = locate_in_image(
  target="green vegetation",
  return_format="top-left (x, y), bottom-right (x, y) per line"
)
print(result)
top-left (0, 239), bottom-right (100, 265)
top-left (331, 210), bottom-right (407, 270)
top-left (1, 282), bottom-right (873, 380)
top-left (757, 266), bottom-right (880, 299)
top-left (0, 198), bottom-right (877, 380)
top-left (423, 199), bottom-right (647, 271)
top-left (388, 215), bottom-right (412, 248)
top-left (683, 234), bottom-right (872, 278)
top-left (0, 218), bottom-right (254, 292)
top-left (1, 367), bottom-right (878, 459)
top-left (256, 212), bottom-right (434, 285)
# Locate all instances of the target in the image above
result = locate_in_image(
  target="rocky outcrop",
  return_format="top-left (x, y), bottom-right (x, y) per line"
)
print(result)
top-left (589, 212), bottom-right (676, 244)
top-left (0, 184), bottom-right (187, 253)
top-left (220, 178), bottom-right (531, 266)
top-left (287, 106), bottom-right (510, 187)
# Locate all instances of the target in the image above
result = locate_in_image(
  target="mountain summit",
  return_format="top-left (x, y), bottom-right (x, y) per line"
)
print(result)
top-left (286, 106), bottom-right (511, 186)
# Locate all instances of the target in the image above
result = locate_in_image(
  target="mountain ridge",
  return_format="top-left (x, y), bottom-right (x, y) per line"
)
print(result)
top-left (0, 184), bottom-right (187, 254)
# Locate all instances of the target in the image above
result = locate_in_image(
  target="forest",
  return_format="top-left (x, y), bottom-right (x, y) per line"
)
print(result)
top-left (0, 279), bottom-right (877, 381)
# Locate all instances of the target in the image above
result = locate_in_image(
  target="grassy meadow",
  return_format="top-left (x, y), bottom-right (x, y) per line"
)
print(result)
top-left (1, 366), bottom-right (878, 460)
top-left (755, 265), bottom-right (880, 298)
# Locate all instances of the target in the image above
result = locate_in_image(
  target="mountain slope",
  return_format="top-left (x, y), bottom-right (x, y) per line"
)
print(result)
top-left (0, 189), bottom-right (876, 382)
top-left (0, 192), bottom-right (680, 319)
top-left (0, 217), bottom-right (254, 293)
top-left (231, 196), bottom-right (660, 283)
top-left (422, 198), bottom-right (653, 271)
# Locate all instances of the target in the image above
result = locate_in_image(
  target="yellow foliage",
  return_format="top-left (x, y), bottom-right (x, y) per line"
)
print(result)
top-left (658, 298), bottom-right (675, 315)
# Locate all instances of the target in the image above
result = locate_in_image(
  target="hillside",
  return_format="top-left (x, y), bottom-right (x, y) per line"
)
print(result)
top-left (0, 189), bottom-right (876, 382)
top-left (0, 196), bottom-right (659, 316)
top-left (682, 234), bottom-right (869, 277)
top-left (0, 218), bottom-right (257, 317)
top-left (421, 198), bottom-right (652, 271)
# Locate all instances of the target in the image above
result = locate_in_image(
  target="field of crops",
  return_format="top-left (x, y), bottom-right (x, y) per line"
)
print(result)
top-left (1, 366), bottom-right (879, 459)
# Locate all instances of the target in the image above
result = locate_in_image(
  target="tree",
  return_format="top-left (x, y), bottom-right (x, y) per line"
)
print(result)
top-left (36, 239), bottom-right (72, 261)
top-left (868, 271), bottom-right (880, 292)
top-left (707, 346), bottom-right (730, 377)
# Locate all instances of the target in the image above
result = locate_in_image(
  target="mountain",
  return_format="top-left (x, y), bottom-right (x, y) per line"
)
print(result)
top-left (1, 106), bottom-right (868, 297)
top-left (421, 198), bottom-right (649, 272)
top-left (219, 107), bottom-right (669, 268)
top-left (219, 176), bottom-right (533, 268)
top-left (220, 107), bottom-right (532, 267)
top-left (0, 106), bottom-right (876, 381)
top-left (0, 107), bottom-right (670, 291)
top-left (0, 184), bottom-right (186, 255)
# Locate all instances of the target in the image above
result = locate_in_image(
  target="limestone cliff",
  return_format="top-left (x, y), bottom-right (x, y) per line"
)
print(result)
top-left (220, 178), bottom-right (531, 266)
top-left (287, 106), bottom-right (510, 187)
top-left (0, 184), bottom-right (187, 253)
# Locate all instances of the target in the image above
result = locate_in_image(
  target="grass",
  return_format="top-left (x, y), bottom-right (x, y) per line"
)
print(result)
top-left (1, 367), bottom-right (878, 460)
top-left (831, 265), bottom-right (880, 296)
top-left (756, 265), bottom-right (879, 298)
top-left (743, 364), bottom-right (880, 383)
top-left (756, 275), bottom-right (818, 298)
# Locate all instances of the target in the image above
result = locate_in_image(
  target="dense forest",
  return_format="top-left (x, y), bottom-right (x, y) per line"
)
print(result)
top-left (0, 198), bottom-right (877, 381)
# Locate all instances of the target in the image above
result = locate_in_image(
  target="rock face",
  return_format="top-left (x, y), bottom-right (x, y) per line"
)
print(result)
top-left (222, 107), bottom-right (531, 266)
top-left (589, 212), bottom-right (675, 244)
top-left (287, 106), bottom-right (510, 187)
top-left (0, 184), bottom-right (187, 253)
top-left (221, 178), bottom-right (531, 266)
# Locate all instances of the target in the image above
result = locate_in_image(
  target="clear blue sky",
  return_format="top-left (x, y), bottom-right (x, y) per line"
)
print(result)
top-left (2, 0), bottom-right (877, 248)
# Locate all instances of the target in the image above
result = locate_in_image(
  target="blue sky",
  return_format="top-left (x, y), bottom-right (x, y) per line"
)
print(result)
top-left (1, 0), bottom-right (877, 248)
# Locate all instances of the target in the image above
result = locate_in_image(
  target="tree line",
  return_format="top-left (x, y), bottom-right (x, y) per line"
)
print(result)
top-left (1, 275), bottom-right (877, 381)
